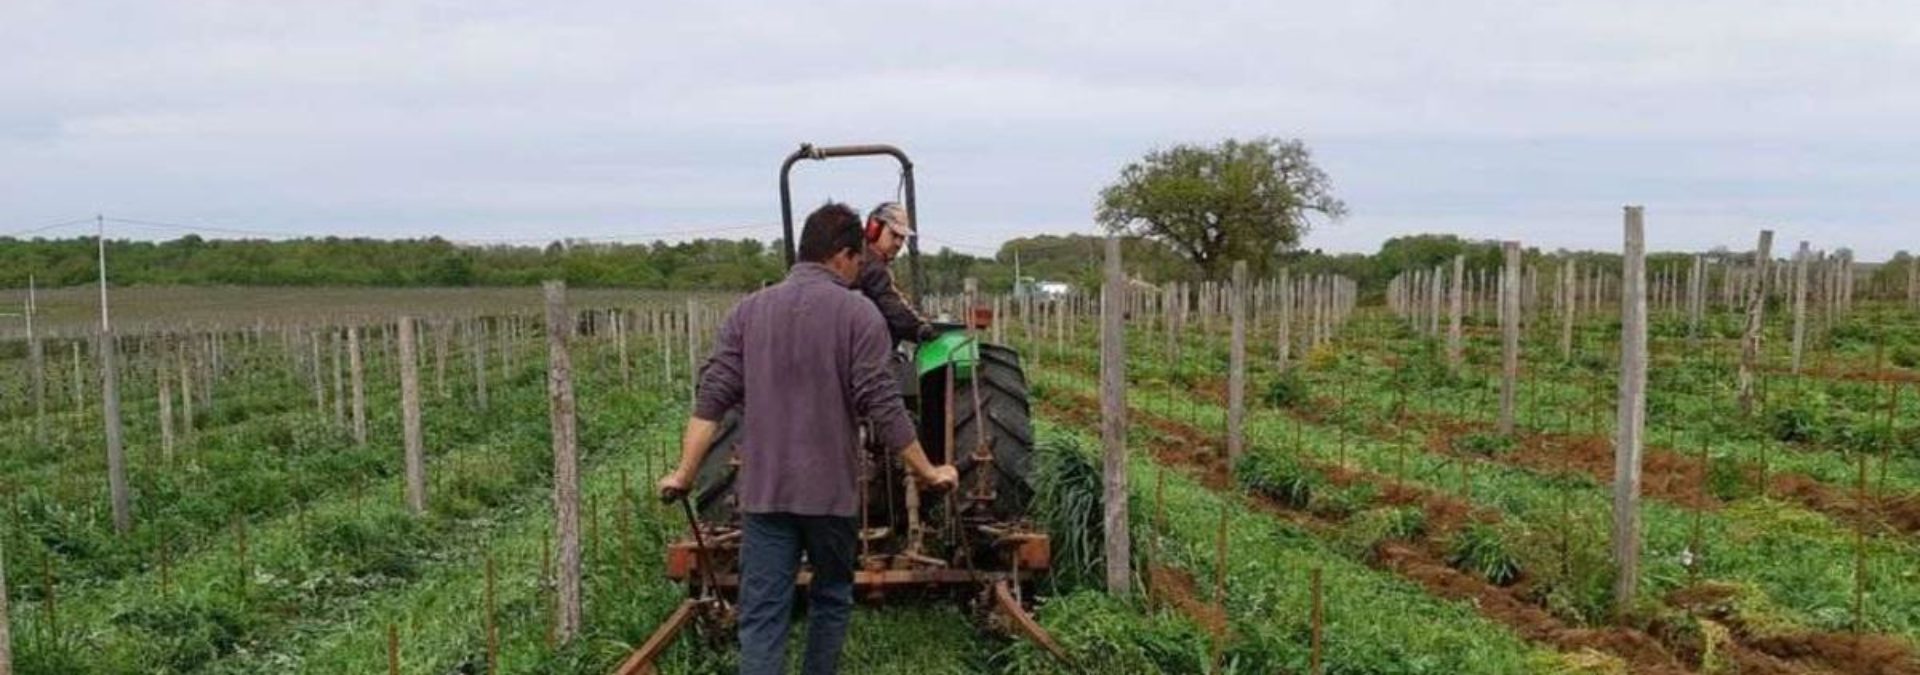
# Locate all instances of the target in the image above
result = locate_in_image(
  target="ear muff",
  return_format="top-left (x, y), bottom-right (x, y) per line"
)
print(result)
top-left (864, 217), bottom-right (884, 243)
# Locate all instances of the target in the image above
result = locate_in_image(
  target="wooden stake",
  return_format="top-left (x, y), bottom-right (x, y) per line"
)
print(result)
top-left (0, 541), bottom-right (12, 674)
top-left (1227, 260), bottom-right (1247, 468)
top-left (1613, 206), bottom-right (1649, 621)
top-left (1500, 241), bottom-right (1522, 435)
top-left (1100, 237), bottom-right (1132, 595)
top-left (544, 281), bottom-right (583, 643)
top-left (1737, 230), bottom-right (1775, 415)
top-left (349, 326), bottom-right (368, 446)
top-left (1210, 504), bottom-right (1230, 675)
top-left (1310, 567), bottom-right (1324, 675)
top-left (1447, 255), bottom-right (1465, 370)
top-left (399, 317), bottom-right (427, 516)
top-left (387, 622), bottom-right (400, 675)
top-left (485, 555), bottom-right (499, 673)
top-left (1851, 451), bottom-right (1869, 634)
top-left (1791, 242), bottom-right (1811, 374)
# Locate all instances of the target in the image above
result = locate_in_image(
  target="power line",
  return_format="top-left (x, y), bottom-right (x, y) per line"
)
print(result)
top-left (0, 217), bottom-right (95, 239)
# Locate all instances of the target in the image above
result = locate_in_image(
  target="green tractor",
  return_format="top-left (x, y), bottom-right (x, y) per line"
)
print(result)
top-left (615, 144), bottom-right (1060, 674)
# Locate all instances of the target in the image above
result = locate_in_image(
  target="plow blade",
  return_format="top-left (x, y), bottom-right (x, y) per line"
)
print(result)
top-left (990, 579), bottom-right (1071, 664)
top-left (610, 598), bottom-right (704, 675)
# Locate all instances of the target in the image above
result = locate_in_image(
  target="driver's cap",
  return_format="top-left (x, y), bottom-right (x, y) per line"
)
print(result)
top-left (869, 202), bottom-right (914, 238)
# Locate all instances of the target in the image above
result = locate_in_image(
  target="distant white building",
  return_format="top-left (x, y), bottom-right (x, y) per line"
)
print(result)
top-left (1036, 281), bottom-right (1072, 298)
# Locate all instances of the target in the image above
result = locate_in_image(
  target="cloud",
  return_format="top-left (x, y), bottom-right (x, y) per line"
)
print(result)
top-left (3, 0), bottom-right (1918, 258)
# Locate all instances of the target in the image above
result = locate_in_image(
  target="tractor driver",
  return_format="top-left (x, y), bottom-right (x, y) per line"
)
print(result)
top-left (658, 202), bottom-right (958, 675)
top-left (858, 201), bottom-right (937, 345)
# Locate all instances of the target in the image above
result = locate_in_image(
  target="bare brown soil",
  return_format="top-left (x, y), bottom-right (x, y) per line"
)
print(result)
top-left (1041, 384), bottom-right (1915, 674)
top-left (1666, 584), bottom-right (1920, 675)
top-left (1146, 564), bottom-right (1229, 639)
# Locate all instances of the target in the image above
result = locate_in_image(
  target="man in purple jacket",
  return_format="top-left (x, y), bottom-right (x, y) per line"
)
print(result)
top-left (656, 202), bottom-right (957, 675)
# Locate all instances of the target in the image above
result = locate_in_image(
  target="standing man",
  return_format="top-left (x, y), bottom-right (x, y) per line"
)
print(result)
top-left (858, 201), bottom-right (937, 345)
top-left (657, 202), bottom-right (958, 675)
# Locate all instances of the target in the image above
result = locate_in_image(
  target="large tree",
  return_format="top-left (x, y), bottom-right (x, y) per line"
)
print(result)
top-left (1096, 137), bottom-right (1345, 278)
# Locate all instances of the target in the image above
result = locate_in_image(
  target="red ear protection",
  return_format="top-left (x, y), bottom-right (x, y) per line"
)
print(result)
top-left (864, 217), bottom-right (884, 243)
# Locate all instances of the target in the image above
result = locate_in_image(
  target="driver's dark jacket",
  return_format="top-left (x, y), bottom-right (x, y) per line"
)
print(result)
top-left (855, 250), bottom-right (930, 345)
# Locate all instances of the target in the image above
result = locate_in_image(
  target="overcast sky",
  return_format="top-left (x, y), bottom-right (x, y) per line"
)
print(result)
top-left (3, 1), bottom-right (1917, 259)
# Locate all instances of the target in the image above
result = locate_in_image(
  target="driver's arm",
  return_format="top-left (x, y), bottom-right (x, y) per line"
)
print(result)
top-left (855, 254), bottom-right (934, 344)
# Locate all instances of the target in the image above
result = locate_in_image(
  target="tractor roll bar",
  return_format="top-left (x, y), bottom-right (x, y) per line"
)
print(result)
top-left (778, 143), bottom-right (925, 304)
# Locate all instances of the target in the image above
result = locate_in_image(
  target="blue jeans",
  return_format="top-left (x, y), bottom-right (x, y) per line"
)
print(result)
top-left (738, 512), bottom-right (857, 675)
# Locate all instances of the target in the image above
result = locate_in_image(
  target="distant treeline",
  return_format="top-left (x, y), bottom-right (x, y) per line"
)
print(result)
top-left (3, 232), bottom-right (1911, 300)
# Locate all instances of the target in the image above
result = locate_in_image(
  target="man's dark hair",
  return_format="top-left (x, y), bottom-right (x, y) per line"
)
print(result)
top-left (798, 202), bottom-right (864, 264)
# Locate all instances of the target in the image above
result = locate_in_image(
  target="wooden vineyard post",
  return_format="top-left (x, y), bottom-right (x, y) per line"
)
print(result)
top-left (543, 281), bottom-right (583, 643)
top-left (1908, 260), bottom-right (1918, 311)
top-left (1100, 237), bottom-right (1132, 595)
top-left (1687, 255), bottom-right (1705, 343)
top-left (1310, 567), bottom-right (1324, 675)
top-left (1737, 230), bottom-right (1774, 415)
top-left (470, 321), bottom-right (490, 411)
top-left (26, 277), bottom-right (45, 445)
top-left (387, 623), bottom-right (399, 675)
top-left (0, 540), bottom-right (11, 675)
top-left (1613, 206), bottom-right (1649, 621)
top-left (95, 216), bottom-right (130, 533)
top-left (1277, 268), bottom-right (1293, 372)
top-left (1447, 254), bottom-right (1465, 370)
top-left (100, 331), bottom-right (131, 534)
top-left (686, 299), bottom-right (699, 407)
top-left (1228, 261), bottom-right (1247, 467)
top-left (485, 555), bottom-right (499, 673)
top-left (1791, 241), bottom-right (1810, 374)
top-left (616, 309), bottom-right (632, 388)
top-left (40, 557), bottom-right (55, 652)
top-left (330, 331), bottom-right (345, 428)
top-left (1853, 453), bottom-right (1869, 634)
top-left (1500, 241), bottom-right (1521, 435)
top-left (158, 339), bottom-right (175, 463)
top-left (1210, 505), bottom-right (1230, 675)
top-left (1560, 261), bottom-right (1577, 361)
top-left (308, 331), bottom-right (326, 413)
top-left (71, 342), bottom-right (84, 411)
top-left (399, 317), bottom-right (427, 516)
top-left (349, 326), bottom-right (368, 446)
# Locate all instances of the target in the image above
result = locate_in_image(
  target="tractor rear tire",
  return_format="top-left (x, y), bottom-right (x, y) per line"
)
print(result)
top-left (949, 343), bottom-right (1036, 522)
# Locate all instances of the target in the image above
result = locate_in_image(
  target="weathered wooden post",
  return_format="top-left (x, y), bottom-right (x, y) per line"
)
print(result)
top-left (470, 320), bottom-right (490, 411)
top-left (307, 331), bottom-right (326, 413)
top-left (1277, 268), bottom-right (1293, 372)
top-left (1559, 261), bottom-right (1576, 360)
top-left (399, 316), bottom-right (427, 516)
top-left (543, 281), bottom-right (583, 642)
top-left (349, 326), bottom-right (368, 446)
top-left (1791, 242), bottom-right (1811, 374)
top-left (158, 340), bottom-right (175, 462)
top-left (1447, 255), bottom-right (1465, 370)
top-left (1500, 241), bottom-right (1521, 435)
top-left (1687, 255), bottom-right (1705, 342)
top-left (101, 334), bottom-right (131, 534)
top-left (616, 309), bottom-right (632, 387)
top-left (0, 541), bottom-right (12, 675)
top-left (1613, 206), bottom-right (1649, 620)
top-left (1228, 261), bottom-right (1247, 467)
top-left (434, 319), bottom-right (451, 399)
top-left (26, 278), bottom-right (45, 445)
top-left (1737, 230), bottom-right (1774, 414)
top-left (1907, 260), bottom-right (1918, 310)
top-left (1100, 237), bottom-right (1132, 595)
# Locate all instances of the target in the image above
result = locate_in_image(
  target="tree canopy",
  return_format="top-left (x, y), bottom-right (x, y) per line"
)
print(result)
top-left (1096, 137), bottom-right (1346, 279)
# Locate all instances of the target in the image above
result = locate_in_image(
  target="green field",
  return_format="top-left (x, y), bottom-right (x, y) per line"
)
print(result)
top-left (1, 282), bottom-right (1916, 673)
